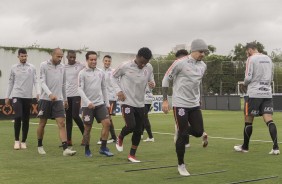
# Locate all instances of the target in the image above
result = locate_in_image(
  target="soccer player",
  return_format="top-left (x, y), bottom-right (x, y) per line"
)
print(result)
top-left (142, 83), bottom-right (154, 142)
top-left (64, 50), bottom-right (85, 146)
top-left (112, 47), bottom-right (155, 162)
top-left (174, 49), bottom-right (190, 148)
top-left (78, 51), bottom-right (114, 157)
top-left (162, 39), bottom-right (209, 176)
top-left (37, 48), bottom-right (76, 156)
top-left (97, 55), bottom-right (117, 144)
top-left (5, 48), bottom-right (39, 150)
top-left (234, 42), bottom-right (280, 155)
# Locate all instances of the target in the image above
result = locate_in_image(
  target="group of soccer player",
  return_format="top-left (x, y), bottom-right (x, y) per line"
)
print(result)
top-left (4, 38), bottom-right (280, 176)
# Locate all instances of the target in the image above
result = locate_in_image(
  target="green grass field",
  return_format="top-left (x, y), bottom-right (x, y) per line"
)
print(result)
top-left (0, 110), bottom-right (281, 184)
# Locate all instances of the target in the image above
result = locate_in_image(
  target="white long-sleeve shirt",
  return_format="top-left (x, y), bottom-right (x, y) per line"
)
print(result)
top-left (112, 61), bottom-right (154, 107)
top-left (162, 55), bottom-right (206, 108)
top-left (6, 63), bottom-right (39, 98)
top-left (102, 67), bottom-right (117, 101)
top-left (78, 67), bottom-right (109, 107)
top-left (39, 60), bottom-right (66, 101)
top-left (244, 53), bottom-right (273, 98)
top-left (65, 62), bottom-right (85, 97)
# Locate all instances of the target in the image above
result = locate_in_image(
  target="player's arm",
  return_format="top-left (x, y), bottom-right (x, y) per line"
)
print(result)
top-left (111, 63), bottom-right (126, 101)
top-left (244, 57), bottom-right (253, 86)
top-left (32, 66), bottom-right (40, 100)
top-left (77, 71), bottom-right (92, 108)
top-left (5, 68), bottom-right (15, 105)
top-left (101, 72), bottom-right (110, 108)
top-left (40, 63), bottom-right (54, 100)
top-left (62, 68), bottom-right (68, 108)
top-left (161, 60), bottom-right (181, 113)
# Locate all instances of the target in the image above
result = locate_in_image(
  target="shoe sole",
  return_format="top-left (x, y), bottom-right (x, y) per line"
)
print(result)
top-left (128, 158), bottom-right (141, 163)
top-left (100, 152), bottom-right (114, 157)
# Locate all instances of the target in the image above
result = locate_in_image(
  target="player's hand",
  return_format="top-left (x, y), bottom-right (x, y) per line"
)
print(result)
top-left (5, 98), bottom-right (10, 106)
top-left (148, 81), bottom-right (155, 88)
top-left (64, 101), bottom-right (69, 109)
top-left (49, 94), bottom-right (57, 101)
top-left (88, 103), bottom-right (95, 109)
top-left (117, 91), bottom-right (126, 101)
top-left (239, 84), bottom-right (248, 93)
top-left (162, 100), bottom-right (170, 114)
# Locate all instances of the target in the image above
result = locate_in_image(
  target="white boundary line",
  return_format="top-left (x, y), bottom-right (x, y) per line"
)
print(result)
top-left (30, 122), bottom-right (282, 144)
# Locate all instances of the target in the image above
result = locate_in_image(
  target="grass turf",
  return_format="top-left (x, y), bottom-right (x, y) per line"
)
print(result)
top-left (0, 110), bottom-right (281, 184)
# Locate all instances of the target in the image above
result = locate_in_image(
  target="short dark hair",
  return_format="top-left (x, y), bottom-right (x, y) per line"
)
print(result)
top-left (18, 48), bottom-right (27, 55)
top-left (246, 42), bottom-right (257, 50)
top-left (103, 55), bottom-right (111, 59)
top-left (85, 51), bottom-right (97, 60)
top-left (175, 49), bottom-right (188, 58)
top-left (137, 47), bottom-right (152, 60)
top-left (67, 50), bottom-right (76, 55)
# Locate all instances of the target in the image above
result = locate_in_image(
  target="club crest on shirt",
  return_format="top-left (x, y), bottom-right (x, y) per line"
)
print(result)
top-left (124, 107), bottom-right (130, 114)
top-left (178, 108), bottom-right (185, 116)
top-left (143, 69), bottom-right (148, 76)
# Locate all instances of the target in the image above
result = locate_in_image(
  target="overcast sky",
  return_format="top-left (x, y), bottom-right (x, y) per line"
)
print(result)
top-left (0, 0), bottom-right (281, 55)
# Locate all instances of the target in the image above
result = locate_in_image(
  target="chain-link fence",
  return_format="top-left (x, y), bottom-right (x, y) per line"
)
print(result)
top-left (151, 60), bottom-right (282, 96)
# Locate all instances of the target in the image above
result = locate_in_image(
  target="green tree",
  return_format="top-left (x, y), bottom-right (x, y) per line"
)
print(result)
top-left (231, 41), bottom-right (267, 61)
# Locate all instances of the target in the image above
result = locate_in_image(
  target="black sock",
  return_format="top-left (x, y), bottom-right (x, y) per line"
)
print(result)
top-left (101, 140), bottom-right (107, 149)
top-left (176, 150), bottom-right (185, 165)
top-left (109, 120), bottom-right (117, 140)
top-left (243, 122), bottom-right (253, 150)
top-left (266, 121), bottom-right (279, 150)
top-left (38, 139), bottom-right (43, 147)
top-left (62, 141), bottom-right (68, 150)
top-left (130, 147), bottom-right (137, 156)
top-left (85, 144), bottom-right (90, 151)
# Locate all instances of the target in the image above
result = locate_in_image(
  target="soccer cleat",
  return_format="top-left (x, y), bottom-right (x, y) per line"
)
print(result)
top-left (107, 139), bottom-right (115, 144)
top-left (38, 146), bottom-right (46, 155)
top-left (14, 141), bottom-right (21, 150)
top-left (97, 139), bottom-right (115, 145)
top-left (128, 155), bottom-right (141, 163)
top-left (143, 138), bottom-right (155, 142)
top-left (99, 147), bottom-right (114, 157)
top-left (85, 150), bottom-right (93, 157)
top-left (269, 149), bottom-right (280, 155)
top-left (185, 144), bottom-right (191, 148)
top-left (178, 164), bottom-right (190, 176)
top-left (63, 148), bottom-right (76, 156)
top-left (202, 132), bottom-right (208, 147)
top-left (20, 142), bottom-right (27, 149)
top-left (116, 137), bottom-right (123, 152)
top-left (234, 145), bottom-right (248, 153)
